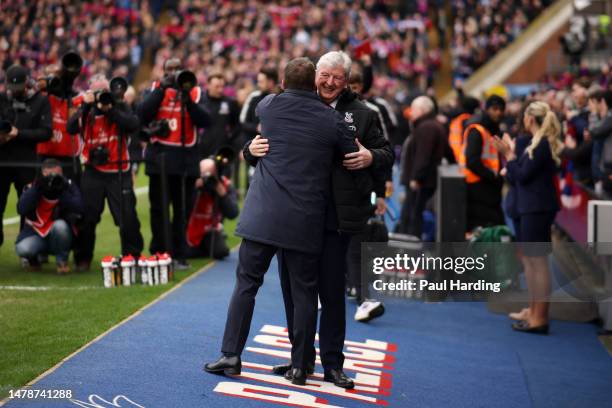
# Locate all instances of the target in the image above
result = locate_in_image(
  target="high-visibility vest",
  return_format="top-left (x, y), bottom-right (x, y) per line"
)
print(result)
top-left (449, 113), bottom-right (471, 162)
top-left (459, 123), bottom-right (500, 184)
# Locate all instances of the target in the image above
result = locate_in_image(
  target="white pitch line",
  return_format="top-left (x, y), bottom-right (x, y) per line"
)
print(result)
top-left (2, 186), bottom-right (149, 226)
top-left (0, 285), bottom-right (101, 291)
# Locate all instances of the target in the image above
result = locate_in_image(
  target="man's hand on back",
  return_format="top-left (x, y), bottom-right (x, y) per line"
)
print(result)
top-left (249, 135), bottom-right (269, 157)
top-left (343, 138), bottom-right (372, 170)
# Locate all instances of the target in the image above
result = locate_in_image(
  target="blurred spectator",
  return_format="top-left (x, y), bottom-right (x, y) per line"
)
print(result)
top-left (398, 96), bottom-right (446, 238)
top-left (590, 90), bottom-right (612, 194)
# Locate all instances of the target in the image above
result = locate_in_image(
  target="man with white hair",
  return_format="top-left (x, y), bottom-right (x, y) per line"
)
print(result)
top-left (398, 95), bottom-right (446, 238)
top-left (245, 51), bottom-right (394, 388)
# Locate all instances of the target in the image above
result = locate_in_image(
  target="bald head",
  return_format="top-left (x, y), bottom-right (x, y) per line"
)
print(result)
top-left (200, 158), bottom-right (217, 177)
top-left (410, 96), bottom-right (434, 122)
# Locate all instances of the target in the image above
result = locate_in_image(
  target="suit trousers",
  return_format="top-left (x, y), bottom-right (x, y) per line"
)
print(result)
top-left (279, 231), bottom-right (350, 370)
top-left (221, 238), bottom-right (319, 369)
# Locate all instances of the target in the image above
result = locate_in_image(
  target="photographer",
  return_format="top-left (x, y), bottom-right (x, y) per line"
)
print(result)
top-left (0, 65), bottom-right (52, 248)
top-left (36, 52), bottom-right (85, 183)
top-left (138, 57), bottom-right (212, 269)
top-left (67, 75), bottom-right (144, 271)
top-left (15, 159), bottom-right (83, 274)
top-left (185, 155), bottom-right (239, 259)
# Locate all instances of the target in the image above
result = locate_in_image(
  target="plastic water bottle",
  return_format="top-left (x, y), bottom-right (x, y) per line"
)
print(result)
top-left (157, 253), bottom-right (172, 284)
top-left (101, 255), bottom-right (115, 288)
top-left (147, 255), bottom-right (159, 285)
top-left (120, 255), bottom-right (135, 286)
top-left (138, 255), bottom-right (148, 285)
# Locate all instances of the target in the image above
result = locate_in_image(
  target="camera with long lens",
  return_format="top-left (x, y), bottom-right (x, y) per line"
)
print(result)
top-left (109, 76), bottom-right (128, 101)
top-left (89, 145), bottom-right (110, 166)
top-left (200, 146), bottom-right (235, 194)
top-left (94, 90), bottom-right (115, 106)
top-left (144, 119), bottom-right (171, 139)
top-left (44, 51), bottom-right (83, 97)
top-left (176, 70), bottom-right (197, 92)
top-left (0, 120), bottom-right (12, 134)
top-left (61, 51), bottom-right (83, 83)
top-left (40, 173), bottom-right (68, 197)
top-left (213, 145), bottom-right (235, 177)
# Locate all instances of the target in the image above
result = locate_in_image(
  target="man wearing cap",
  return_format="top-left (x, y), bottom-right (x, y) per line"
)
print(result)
top-left (0, 65), bottom-right (52, 248)
top-left (460, 94), bottom-right (506, 230)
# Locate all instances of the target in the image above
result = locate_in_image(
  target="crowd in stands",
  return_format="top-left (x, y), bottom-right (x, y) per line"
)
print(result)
top-left (0, 0), bottom-right (153, 88)
top-left (150, 0), bottom-right (440, 106)
top-left (450, 0), bottom-right (554, 81)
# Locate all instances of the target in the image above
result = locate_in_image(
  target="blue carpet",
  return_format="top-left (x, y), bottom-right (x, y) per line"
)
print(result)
top-left (3, 251), bottom-right (611, 408)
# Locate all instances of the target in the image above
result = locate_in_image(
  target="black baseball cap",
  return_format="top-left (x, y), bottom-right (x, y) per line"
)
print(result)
top-left (6, 65), bottom-right (29, 91)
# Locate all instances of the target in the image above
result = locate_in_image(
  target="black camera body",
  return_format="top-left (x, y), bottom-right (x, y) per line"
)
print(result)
top-left (39, 173), bottom-right (68, 197)
top-left (94, 90), bottom-right (115, 106)
top-left (200, 173), bottom-right (220, 195)
top-left (213, 145), bottom-right (235, 177)
top-left (89, 145), bottom-right (110, 166)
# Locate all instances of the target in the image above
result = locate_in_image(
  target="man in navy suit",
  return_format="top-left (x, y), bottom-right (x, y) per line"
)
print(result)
top-left (204, 57), bottom-right (359, 385)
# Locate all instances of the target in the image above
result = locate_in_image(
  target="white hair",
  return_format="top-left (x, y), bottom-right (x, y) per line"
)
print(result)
top-left (411, 95), bottom-right (434, 115)
top-left (316, 51), bottom-right (352, 78)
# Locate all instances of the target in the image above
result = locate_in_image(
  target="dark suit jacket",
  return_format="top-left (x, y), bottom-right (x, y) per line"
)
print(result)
top-left (236, 89), bottom-right (357, 254)
top-left (506, 138), bottom-right (559, 215)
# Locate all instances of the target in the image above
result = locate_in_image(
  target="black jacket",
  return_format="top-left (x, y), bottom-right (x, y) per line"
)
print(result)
top-left (0, 91), bottom-right (52, 163)
top-left (506, 138), bottom-right (560, 214)
top-left (199, 93), bottom-right (241, 158)
top-left (331, 90), bottom-right (394, 232)
top-left (237, 89), bottom-right (358, 254)
top-left (16, 179), bottom-right (84, 243)
top-left (239, 90), bottom-right (269, 143)
top-left (400, 113), bottom-right (446, 189)
top-left (137, 87), bottom-right (212, 176)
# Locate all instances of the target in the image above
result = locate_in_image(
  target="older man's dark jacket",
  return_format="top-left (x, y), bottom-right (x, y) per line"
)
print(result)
top-left (401, 112), bottom-right (446, 189)
top-left (244, 89), bottom-right (394, 235)
top-left (331, 89), bottom-right (394, 232)
top-left (236, 89), bottom-right (358, 254)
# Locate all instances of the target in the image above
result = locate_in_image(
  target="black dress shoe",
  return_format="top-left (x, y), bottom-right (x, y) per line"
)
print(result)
top-left (284, 368), bottom-right (307, 385)
top-left (512, 321), bottom-right (549, 335)
top-left (272, 362), bottom-right (314, 376)
top-left (204, 355), bottom-right (241, 375)
top-left (323, 369), bottom-right (355, 389)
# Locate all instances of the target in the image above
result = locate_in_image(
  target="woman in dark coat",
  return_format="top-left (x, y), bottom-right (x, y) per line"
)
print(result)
top-left (494, 101), bottom-right (562, 335)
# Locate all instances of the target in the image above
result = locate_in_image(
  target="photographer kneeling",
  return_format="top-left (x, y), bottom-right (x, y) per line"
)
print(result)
top-left (15, 159), bottom-right (83, 274)
top-left (185, 154), bottom-right (239, 259)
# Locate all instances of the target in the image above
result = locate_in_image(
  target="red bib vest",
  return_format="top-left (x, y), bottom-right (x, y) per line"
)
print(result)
top-left (150, 82), bottom-right (202, 147)
top-left (37, 94), bottom-right (84, 157)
